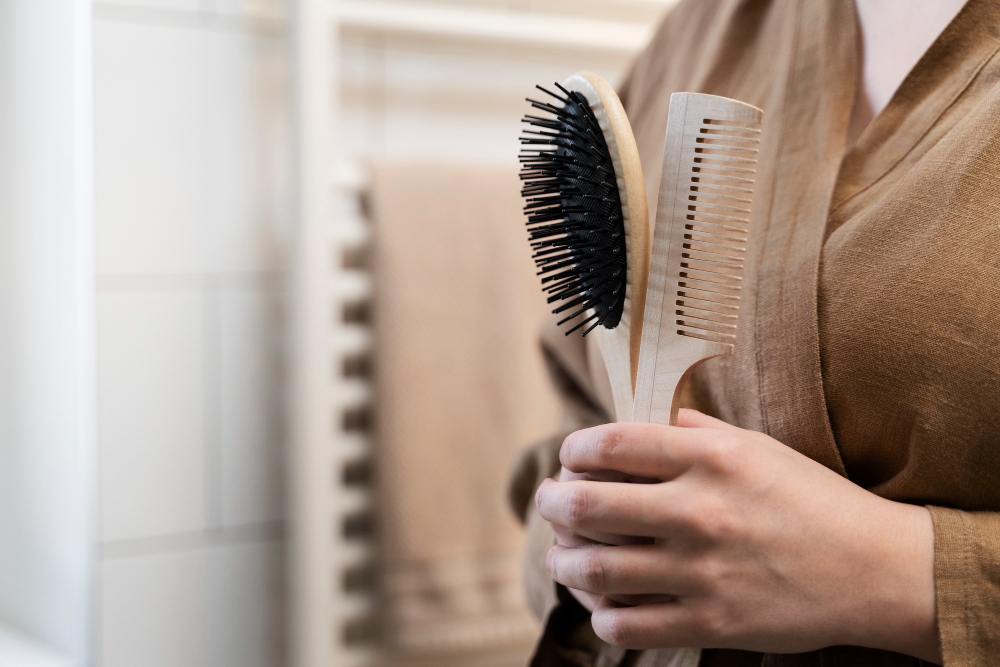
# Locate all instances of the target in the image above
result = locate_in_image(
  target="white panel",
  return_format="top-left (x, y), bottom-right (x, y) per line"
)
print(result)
top-left (0, 622), bottom-right (74, 667)
top-left (93, 0), bottom-right (203, 12)
top-left (219, 288), bottom-right (284, 526)
top-left (100, 540), bottom-right (284, 667)
top-left (98, 290), bottom-right (210, 541)
top-left (93, 18), bottom-right (289, 276)
top-left (214, 0), bottom-right (287, 18)
top-left (374, 43), bottom-right (625, 163)
top-left (0, 0), bottom-right (95, 661)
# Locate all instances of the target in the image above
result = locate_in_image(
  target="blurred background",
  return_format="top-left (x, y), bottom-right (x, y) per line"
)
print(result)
top-left (0, 1), bottom-right (675, 666)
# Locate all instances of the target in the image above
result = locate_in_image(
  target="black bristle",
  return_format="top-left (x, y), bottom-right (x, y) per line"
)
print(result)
top-left (519, 84), bottom-right (626, 335)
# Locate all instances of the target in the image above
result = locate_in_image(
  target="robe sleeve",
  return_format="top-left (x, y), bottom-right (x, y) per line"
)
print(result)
top-left (927, 507), bottom-right (1000, 666)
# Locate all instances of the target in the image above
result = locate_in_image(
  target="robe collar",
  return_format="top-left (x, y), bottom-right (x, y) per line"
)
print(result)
top-left (749, 0), bottom-right (857, 474)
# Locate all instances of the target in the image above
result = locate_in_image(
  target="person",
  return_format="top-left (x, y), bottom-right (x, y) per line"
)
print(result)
top-left (507, 0), bottom-right (1000, 665)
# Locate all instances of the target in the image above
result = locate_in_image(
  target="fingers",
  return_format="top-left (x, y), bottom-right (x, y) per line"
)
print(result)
top-left (559, 466), bottom-right (643, 485)
top-left (553, 522), bottom-right (653, 547)
top-left (536, 478), bottom-right (682, 538)
top-left (592, 597), bottom-right (706, 649)
top-left (546, 544), bottom-right (697, 596)
top-left (567, 586), bottom-right (601, 613)
top-left (559, 413), bottom-right (746, 479)
top-left (603, 592), bottom-right (677, 606)
top-left (560, 418), bottom-right (758, 491)
top-left (559, 421), bottom-right (731, 479)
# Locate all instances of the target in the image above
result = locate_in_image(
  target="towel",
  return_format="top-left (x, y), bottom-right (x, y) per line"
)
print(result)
top-left (368, 162), bottom-right (561, 654)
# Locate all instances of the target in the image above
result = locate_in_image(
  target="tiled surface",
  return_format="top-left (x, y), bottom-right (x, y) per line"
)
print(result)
top-left (339, 38), bottom-right (625, 164)
top-left (213, 0), bottom-right (287, 18)
top-left (100, 539), bottom-right (284, 667)
top-left (93, 0), bottom-right (205, 12)
top-left (98, 290), bottom-right (211, 542)
top-left (93, 18), bottom-right (289, 276)
top-left (219, 287), bottom-right (284, 527)
top-left (92, 0), bottom-right (636, 664)
top-left (93, 4), bottom-right (289, 664)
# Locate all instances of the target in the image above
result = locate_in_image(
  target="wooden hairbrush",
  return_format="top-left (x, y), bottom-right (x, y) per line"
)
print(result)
top-left (632, 93), bottom-right (764, 426)
top-left (519, 72), bottom-right (650, 422)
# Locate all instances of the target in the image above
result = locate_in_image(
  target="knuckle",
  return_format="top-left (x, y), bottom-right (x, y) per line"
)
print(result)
top-left (689, 603), bottom-right (732, 642)
top-left (563, 487), bottom-right (592, 526)
top-left (579, 551), bottom-right (607, 590)
top-left (590, 426), bottom-right (626, 466)
top-left (670, 495), bottom-right (701, 529)
top-left (572, 424), bottom-right (623, 468)
top-left (699, 434), bottom-right (737, 472)
top-left (686, 495), bottom-right (739, 542)
top-left (688, 556), bottom-right (724, 588)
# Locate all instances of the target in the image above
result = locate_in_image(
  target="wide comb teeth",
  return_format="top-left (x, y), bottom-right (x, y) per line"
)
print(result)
top-left (674, 118), bottom-right (761, 346)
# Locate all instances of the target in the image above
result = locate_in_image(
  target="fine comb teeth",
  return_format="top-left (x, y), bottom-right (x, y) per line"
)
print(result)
top-left (675, 116), bottom-right (761, 346)
top-left (632, 92), bottom-right (764, 426)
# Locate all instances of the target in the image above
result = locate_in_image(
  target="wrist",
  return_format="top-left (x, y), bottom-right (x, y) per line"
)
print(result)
top-left (843, 499), bottom-right (940, 662)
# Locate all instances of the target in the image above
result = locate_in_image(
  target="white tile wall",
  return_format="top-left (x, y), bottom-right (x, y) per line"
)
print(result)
top-left (100, 540), bottom-right (284, 667)
top-left (339, 37), bottom-right (626, 165)
top-left (219, 287), bottom-right (284, 527)
top-left (213, 0), bottom-right (287, 19)
top-left (95, 0), bottom-right (205, 12)
top-left (93, 0), bottom-right (648, 664)
top-left (94, 1), bottom-right (289, 664)
top-left (98, 289), bottom-right (211, 542)
top-left (93, 17), bottom-right (288, 276)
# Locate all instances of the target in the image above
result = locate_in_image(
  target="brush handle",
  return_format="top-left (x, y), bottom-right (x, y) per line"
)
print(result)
top-left (593, 326), bottom-right (635, 422)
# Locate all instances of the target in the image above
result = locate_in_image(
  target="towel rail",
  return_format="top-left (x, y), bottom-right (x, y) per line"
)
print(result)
top-left (292, 1), bottom-right (670, 665)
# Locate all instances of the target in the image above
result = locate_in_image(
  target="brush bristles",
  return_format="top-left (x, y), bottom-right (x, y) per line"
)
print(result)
top-left (519, 83), bottom-right (626, 336)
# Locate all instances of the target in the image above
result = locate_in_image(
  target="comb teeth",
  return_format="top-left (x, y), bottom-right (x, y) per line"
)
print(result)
top-left (674, 118), bottom-right (761, 346)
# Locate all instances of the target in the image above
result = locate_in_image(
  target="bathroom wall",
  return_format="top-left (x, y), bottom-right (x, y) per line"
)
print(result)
top-left (0, 1), bottom-right (95, 664)
top-left (0, 2), bottom-right (674, 666)
top-left (89, 1), bottom-right (675, 666)
top-left (91, 2), bottom-right (289, 666)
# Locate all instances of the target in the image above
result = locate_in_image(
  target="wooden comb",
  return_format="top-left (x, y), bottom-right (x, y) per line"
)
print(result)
top-left (632, 93), bottom-right (764, 425)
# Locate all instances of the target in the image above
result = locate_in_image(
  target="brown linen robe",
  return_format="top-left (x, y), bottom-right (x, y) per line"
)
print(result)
top-left (508, 0), bottom-right (1000, 665)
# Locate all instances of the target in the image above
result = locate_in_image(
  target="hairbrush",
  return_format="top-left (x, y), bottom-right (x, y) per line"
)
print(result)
top-left (519, 72), bottom-right (650, 422)
top-left (632, 92), bottom-right (764, 425)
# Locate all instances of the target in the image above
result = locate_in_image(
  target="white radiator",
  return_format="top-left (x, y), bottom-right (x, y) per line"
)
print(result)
top-left (287, 1), bottom-right (676, 665)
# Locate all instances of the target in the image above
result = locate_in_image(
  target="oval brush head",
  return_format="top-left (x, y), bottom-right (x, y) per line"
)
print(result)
top-left (519, 82), bottom-right (627, 336)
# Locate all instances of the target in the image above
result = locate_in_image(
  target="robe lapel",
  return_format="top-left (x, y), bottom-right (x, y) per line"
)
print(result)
top-left (752, 0), bottom-right (857, 474)
top-left (833, 0), bottom-right (1000, 215)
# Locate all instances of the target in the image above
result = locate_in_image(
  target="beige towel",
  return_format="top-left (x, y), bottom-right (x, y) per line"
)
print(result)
top-left (369, 162), bottom-right (561, 654)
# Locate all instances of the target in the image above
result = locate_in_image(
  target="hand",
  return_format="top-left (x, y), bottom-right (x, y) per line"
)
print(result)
top-left (534, 409), bottom-right (941, 663)
top-left (551, 466), bottom-right (655, 612)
